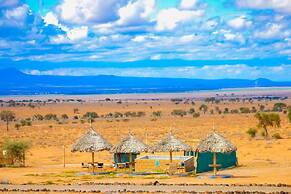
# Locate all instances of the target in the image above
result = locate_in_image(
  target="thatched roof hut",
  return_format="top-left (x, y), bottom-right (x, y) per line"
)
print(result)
top-left (195, 132), bottom-right (238, 174)
top-left (71, 128), bottom-right (112, 152)
top-left (111, 133), bottom-right (148, 153)
top-left (151, 133), bottom-right (192, 152)
top-left (196, 132), bottom-right (237, 153)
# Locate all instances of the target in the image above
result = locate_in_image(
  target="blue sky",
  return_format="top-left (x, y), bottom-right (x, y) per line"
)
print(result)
top-left (0, 0), bottom-right (290, 80)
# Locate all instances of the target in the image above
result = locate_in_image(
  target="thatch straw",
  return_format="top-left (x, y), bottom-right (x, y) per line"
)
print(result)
top-left (150, 133), bottom-right (192, 152)
top-left (196, 132), bottom-right (237, 153)
top-left (71, 128), bottom-right (112, 152)
top-left (111, 133), bottom-right (148, 153)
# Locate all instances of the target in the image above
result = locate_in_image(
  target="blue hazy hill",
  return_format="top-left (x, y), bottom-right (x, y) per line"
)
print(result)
top-left (0, 68), bottom-right (290, 95)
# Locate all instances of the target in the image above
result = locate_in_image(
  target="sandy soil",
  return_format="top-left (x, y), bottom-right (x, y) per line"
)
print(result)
top-left (0, 92), bottom-right (290, 187)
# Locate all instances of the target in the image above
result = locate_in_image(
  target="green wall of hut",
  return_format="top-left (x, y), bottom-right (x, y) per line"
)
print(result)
top-left (114, 153), bottom-right (138, 163)
top-left (185, 151), bottom-right (237, 173)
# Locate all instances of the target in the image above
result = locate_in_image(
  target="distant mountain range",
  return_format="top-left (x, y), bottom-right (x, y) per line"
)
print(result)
top-left (0, 68), bottom-right (291, 95)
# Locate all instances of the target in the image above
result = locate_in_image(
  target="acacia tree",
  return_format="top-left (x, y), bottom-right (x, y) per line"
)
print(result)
top-left (3, 139), bottom-right (31, 166)
top-left (255, 112), bottom-right (281, 138)
top-left (0, 110), bottom-right (15, 131)
top-left (273, 102), bottom-right (287, 112)
top-left (199, 104), bottom-right (208, 114)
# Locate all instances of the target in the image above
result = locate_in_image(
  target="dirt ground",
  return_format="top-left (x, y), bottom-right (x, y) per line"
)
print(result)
top-left (0, 95), bottom-right (291, 186)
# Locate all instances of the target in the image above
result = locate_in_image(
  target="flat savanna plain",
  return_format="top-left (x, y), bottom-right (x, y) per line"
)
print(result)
top-left (0, 97), bottom-right (291, 186)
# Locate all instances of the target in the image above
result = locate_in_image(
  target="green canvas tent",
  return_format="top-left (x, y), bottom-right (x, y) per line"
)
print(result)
top-left (195, 151), bottom-right (237, 173)
top-left (193, 132), bottom-right (237, 174)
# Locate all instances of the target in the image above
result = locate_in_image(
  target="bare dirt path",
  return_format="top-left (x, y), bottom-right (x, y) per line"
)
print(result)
top-left (1, 184), bottom-right (291, 193)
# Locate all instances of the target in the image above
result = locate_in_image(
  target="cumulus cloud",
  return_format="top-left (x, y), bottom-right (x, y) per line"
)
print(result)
top-left (156, 8), bottom-right (203, 31)
top-left (44, 12), bottom-right (59, 27)
top-left (0, 0), bottom-right (290, 66)
top-left (0, 0), bottom-right (19, 8)
top-left (180, 0), bottom-right (197, 10)
top-left (180, 34), bottom-right (199, 42)
top-left (202, 19), bottom-right (219, 30)
top-left (55, 0), bottom-right (127, 25)
top-left (1, 4), bottom-right (29, 27)
top-left (117, 0), bottom-right (155, 26)
top-left (132, 35), bottom-right (146, 42)
top-left (227, 16), bottom-right (252, 29)
top-left (237, 0), bottom-right (291, 14)
top-left (254, 23), bottom-right (282, 39)
top-left (50, 26), bottom-right (88, 43)
top-left (67, 26), bottom-right (88, 41)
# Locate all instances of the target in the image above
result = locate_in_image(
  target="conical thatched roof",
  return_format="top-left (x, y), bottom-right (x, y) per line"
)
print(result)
top-left (151, 133), bottom-right (192, 152)
top-left (111, 133), bottom-right (148, 153)
top-left (196, 132), bottom-right (237, 153)
top-left (71, 128), bottom-right (112, 152)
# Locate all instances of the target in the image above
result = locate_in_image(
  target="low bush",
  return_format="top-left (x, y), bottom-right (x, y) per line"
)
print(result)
top-left (272, 133), bottom-right (282, 139)
top-left (246, 128), bottom-right (257, 138)
top-left (171, 109), bottom-right (187, 117)
top-left (193, 113), bottom-right (200, 118)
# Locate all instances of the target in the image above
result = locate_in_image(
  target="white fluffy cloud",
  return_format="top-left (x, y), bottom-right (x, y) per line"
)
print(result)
top-left (255, 23), bottom-right (282, 39)
top-left (180, 34), bottom-right (199, 42)
top-left (2, 4), bottom-right (29, 26)
top-left (0, 0), bottom-right (19, 7)
top-left (132, 35), bottom-right (146, 42)
top-left (56, 0), bottom-right (127, 24)
top-left (156, 8), bottom-right (203, 31)
top-left (237, 0), bottom-right (291, 14)
top-left (117, 0), bottom-right (155, 26)
top-left (50, 26), bottom-right (88, 43)
top-left (67, 26), bottom-right (88, 41)
top-left (44, 11), bottom-right (89, 44)
top-left (180, 0), bottom-right (197, 10)
top-left (227, 16), bottom-right (252, 29)
top-left (44, 12), bottom-right (59, 26)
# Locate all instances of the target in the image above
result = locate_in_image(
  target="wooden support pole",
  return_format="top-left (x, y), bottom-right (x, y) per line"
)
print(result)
top-left (213, 152), bottom-right (217, 176)
top-left (92, 152), bottom-right (95, 173)
top-left (63, 145), bottom-right (66, 168)
top-left (170, 151), bottom-right (173, 163)
top-left (145, 129), bottom-right (148, 145)
top-left (23, 151), bottom-right (25, 167)
top-left (129, 153), bottom-right (133, 173)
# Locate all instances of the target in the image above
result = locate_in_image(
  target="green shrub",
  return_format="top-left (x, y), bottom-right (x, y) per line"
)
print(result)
top-left (231, 109), bottom-right (239, 114)
top-left (171, 109), bottom-right (187, 117)
top-left (83, 112), bottom-right (99, 119)
top-left (20, 119), bottom-right (32, 126)
top-left (188, 108), bottom-right (195, 114)
top-left (2, 139), bottom-right (31, 166)
top-left (272, 133), bottom-right (282, 139)
top-left (15, 123), bottom-right (21, 130)
top-left (33, 114), bottom-right (43, 121)
top-left (152, 111), bottom-right (162, 117)
top-left (246, 128), bottom-right (257, 138)
top-left (273, 103), bottom-right (287, 112)
top-left (114, 112), bottom-right (123, 118)
top-left (137, 111), bottom-right (146, 117)
top-left (44, 113), bottom-right (58, 121)
top-left (61, 114), bottom-right (69, 120)
top-left (193, 113), bottom-right (200, 118)
top-left (240, 107), bottom-right (251, 114)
